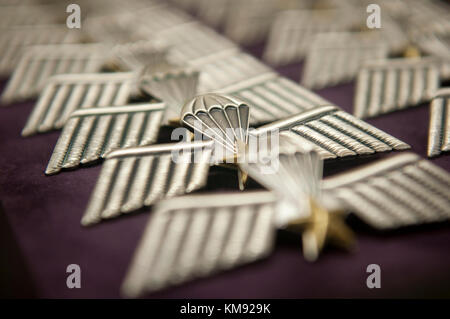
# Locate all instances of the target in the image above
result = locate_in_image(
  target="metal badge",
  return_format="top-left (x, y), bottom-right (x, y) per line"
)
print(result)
top-left (263, 9), bottom-right (355, 65)
top-left (45, 102), bottom-right (165, 175)
top-left (180, 94), bottom-right (408, 184)
top-left (120, 147), bottom-right (450, 297)
top-left (254, 105), bottom-right (410, 160)
top-left (428, 88), bottom-right (450, 157)
top-left (323, 152), bottom-right (450, 230)
top-left (21, 72), bottom-right (136, 136)
top-left (262, 0), bottom-right (436, 67)
top-left (354, 57), bottom-right (441, 119)
top-left (122, 191), bottom-right (278, 297)
top-left (302, 33), bottom-right (388, 89)
top-left (82, 93), bottom-right (249, 226)
top-left (81, 140), bottom-right (213, 226)
top-left (121, 147), bottom-right (355, 296)
top-left (0, 25), bottom-right (81, 76)
top-left (0, 43), bottom-right (111, 104)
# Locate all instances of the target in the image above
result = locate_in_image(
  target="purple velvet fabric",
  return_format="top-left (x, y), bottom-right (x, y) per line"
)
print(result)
top-left (1, 38), bottom-right (450, 298)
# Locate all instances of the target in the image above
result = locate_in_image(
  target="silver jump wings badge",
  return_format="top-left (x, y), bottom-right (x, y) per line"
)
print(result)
top-left (121, 146), bottom-right (353, 297)
top-left (121, 150), bottom-right (450, 296)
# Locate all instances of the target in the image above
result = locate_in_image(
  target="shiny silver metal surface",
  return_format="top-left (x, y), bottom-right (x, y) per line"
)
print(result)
top-left (21, 72), bottom-right (135, 136)
top-left (427, 88), bottom-right (450, 157)
top-left (122, 191), bottom-right (278, 297)
top-left (45, 102), bottom-right (165, 175)
top-left (323, 153), bottom-right (450, 229)
top-left (181, 93), bottom-right (250, 154)
top-left (1, 44), bottom-right (111, 104)
top-left (354, 58), bottom-right (441, 119)
top-left (255, 105), bottom-right (410, 159)
top-left (81, 140), bottom-right (213, 226)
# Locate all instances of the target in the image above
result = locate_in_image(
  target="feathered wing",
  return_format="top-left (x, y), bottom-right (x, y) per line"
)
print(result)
top-left (1, 44), bottom-right (111, 104)
top-left (21, 72), bottom-right (136, 136)
top-left (322, 153), bottom-right (450, 230)
top-left (122, 191), bottom-right (278, 297)
top-left (353, 58), bottom-right (440, 119)
top-left (0, 25), bottom-right (80, 76)
top-left (253, 105), bottom-right (410, 160)
top-left (45, 103), bottom-right (165, 175)
top-left (81, 140), bottom-right (213, 226)
top-left (428, 88), bottom-right (450, 157)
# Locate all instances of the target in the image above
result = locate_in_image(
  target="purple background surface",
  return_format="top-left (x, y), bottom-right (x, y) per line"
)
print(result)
top-left (1, 28), bottom-right (450, 299)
